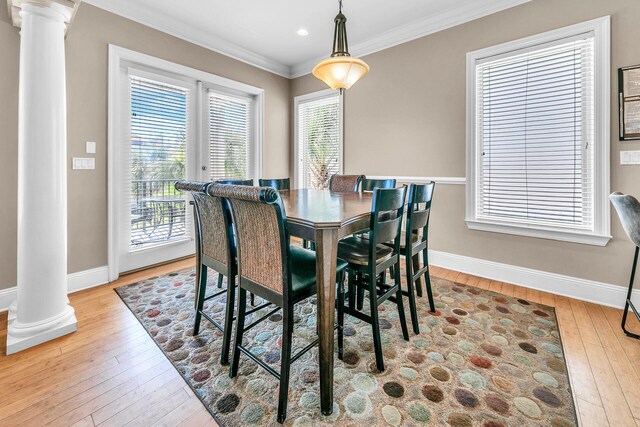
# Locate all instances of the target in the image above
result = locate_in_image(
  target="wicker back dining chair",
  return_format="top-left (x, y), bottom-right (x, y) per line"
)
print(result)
top-left (610, 192), bottom-right (640, 339)
top-left (337, 186), bottom-right (410, 372)
top-left (360, 178), bottom-right (396, 192)
top-left (174, 181), bottom-right (237, 364)
top-left (207, 184), bottom-right (347, 423)
top-left (398, 182), bottom-right (436, 333)
top-left (259, 178), bottom-right (290, 191)
top-left (329, 174), bottom-right (365, 192)
top-left (213, 179), bottom-right (254, 291)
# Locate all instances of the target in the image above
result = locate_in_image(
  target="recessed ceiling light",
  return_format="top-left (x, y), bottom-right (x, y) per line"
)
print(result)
top-left (297, 29), bottom-right (309, 37)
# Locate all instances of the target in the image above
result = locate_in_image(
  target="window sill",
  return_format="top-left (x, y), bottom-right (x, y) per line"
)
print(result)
top-left (465, 219), bottom-right (611, 246)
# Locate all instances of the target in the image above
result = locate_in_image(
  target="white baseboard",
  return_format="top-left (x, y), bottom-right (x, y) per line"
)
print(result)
top-left (0, 265), bottom-right (109, 313)
top-left (429, 250), bottom-right (637, 309)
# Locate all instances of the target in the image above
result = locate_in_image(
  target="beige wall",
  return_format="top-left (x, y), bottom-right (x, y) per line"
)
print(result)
top-left (0, 3), bottom-right (291, 290)
top-left (292, 0), bottom-right (640, 288)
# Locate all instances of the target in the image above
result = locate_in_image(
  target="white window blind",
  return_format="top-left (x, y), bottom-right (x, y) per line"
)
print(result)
top-left (297, 93), bottom-right (342, 189)
top-left (129, 75), bottom-right (189, 247)
top-left (208, 92), bottom-right (254, 181)
top-left (475, 34), bottom-right (595, 230)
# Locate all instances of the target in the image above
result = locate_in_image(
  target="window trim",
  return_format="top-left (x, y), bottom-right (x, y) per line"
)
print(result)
top-left (465, 16), bottom-right (611, 246)
top-left (293, 89), bottom-right (344, 189)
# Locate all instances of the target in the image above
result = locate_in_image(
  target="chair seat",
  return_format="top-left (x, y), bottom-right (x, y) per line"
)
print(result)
top-left (381, 232), bottom-right (420, 250)
top-left (337, 236), bottom-right (393, 266)
top-left (290, 246), bottom-right (348, 294)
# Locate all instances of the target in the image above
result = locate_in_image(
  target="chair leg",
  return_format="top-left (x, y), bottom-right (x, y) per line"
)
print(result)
top-left (368, 277), bottom-right (385, 372)
top-left (337, 271), bottom-right (345, 360)
top-left (217, 273), bottom-right (224, 289)
top-left (622, 246), bottom-right (640, 339)
top-left (277, 305), bottom-right (294, 423)
top-left (193, 265), bottom-right (208, 335)
top-left (404, 255), bottom-right (420, 335)
top-left (220, 273), bottom-right (235, 365)
top-left (412, 254), bottom-right (423, 297)
top-left (250, 293), bottom-right (256, 306)
top-left (348, 269), bottom-right (356, 311)
top-left (394, 263), bottom-right (410, 341)
top-left (229, 287), bottom-right (247, 378)
top-left (356, 273), bottom-right (364, 311)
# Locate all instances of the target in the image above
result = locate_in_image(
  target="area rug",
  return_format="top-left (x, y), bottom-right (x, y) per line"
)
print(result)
top-left (115, 268), bottom-right (578, 426)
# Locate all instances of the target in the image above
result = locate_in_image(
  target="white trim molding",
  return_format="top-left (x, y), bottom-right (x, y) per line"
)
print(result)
top-left (429, 250), bottom-right (639, 310)
top-left (367, 176), bottom-right (466, 185)
top-left (465, 16), bottom-right (611, 247)
top-left (0, 266), bottom-right (109, 313)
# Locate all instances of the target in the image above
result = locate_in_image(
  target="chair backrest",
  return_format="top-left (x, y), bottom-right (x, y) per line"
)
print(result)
top-left (175, 181), bottom-right (233, 270)
top-left (611, 192), bottom-right (640, 247)
top-left (369, 187), bottom-right (407, 252)
top-left (360, 178), bottom-right (396, 192)
top-left (329, 174), bottom-right (365, 193)
top-left (216, 179), bottom-right (254, 186)
top-left (406, 182), bottom-right (435, 248)
top-left (207, 184), bottom-right (291, 302)
top-left (259, 178), bottom-right (290, 191)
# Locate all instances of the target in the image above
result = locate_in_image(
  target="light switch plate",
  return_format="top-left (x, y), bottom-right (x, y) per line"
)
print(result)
top-left (86, 141), bottom-right (96, 154)
top-left (620, 151), bottom-right (640, 165)
top-left (73, 157), bottom-right (95, 170)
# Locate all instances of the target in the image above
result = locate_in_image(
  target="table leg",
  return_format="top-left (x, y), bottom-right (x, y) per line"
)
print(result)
top-left (315, 227), bottom-right (338, 415)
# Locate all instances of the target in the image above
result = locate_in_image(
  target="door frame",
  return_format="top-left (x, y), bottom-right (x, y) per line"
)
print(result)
top-left (107, 45), bottom-right (264, 281)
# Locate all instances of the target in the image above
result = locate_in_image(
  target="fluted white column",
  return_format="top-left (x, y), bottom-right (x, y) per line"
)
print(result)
top-left (6, 1), bottom-right (77, 355)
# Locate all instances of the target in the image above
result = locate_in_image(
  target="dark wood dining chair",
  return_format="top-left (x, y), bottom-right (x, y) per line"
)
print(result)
top-left (337, 186), bottom-right (410, 372)
top-left (360, 178), bottom-right (396, 192)
top-left (610, 192), bottom-right (640, 339)
top-left (208, 184), bottom-right (348, 423)
top-left (174, 181), bottom-right (237, 364)
top-left (216, 179), bottom-right (254, 186)
top-left (259, 178), bottom-right (290, 191)
top-left (329, 174), bottom-right (365, 192)
top-left (389, 182), bottom-right (436, 334)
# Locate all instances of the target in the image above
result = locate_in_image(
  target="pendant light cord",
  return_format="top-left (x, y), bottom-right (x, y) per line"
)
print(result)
top-left (339, 0), bottom-right (343, 13)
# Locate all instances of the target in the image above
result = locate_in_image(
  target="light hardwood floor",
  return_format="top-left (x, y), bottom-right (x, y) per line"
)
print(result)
top-left (1, 259), bottom-right (639, 426)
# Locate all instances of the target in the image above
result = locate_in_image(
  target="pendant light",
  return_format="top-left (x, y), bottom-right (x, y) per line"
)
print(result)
top-left (312, 0), bottom-right (369, 92)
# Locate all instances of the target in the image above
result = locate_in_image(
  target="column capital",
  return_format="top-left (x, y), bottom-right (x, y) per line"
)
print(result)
top-left (7, 0), bottom-right (81, 30)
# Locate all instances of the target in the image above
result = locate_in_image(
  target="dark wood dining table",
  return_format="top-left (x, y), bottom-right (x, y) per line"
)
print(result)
top-left (280, 189), bottom-right (373, 415)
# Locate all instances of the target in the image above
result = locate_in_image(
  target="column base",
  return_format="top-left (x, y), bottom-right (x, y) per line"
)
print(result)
top-left (6, 305), bottom-right (77, 355)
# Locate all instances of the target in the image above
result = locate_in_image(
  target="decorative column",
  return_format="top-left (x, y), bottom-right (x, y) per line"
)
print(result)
top-left (6, 0), bottom-right (80, 355)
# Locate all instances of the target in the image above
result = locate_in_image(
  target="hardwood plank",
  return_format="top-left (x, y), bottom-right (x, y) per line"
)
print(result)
top-left (500, 282), bottom-right (515, 297)
top-left (176, 407), bottom-right (213, 427)
top-left (577, 397), bottom-right (610, 427)
top-left (125, 388), bottom-right (191, 427)
top-left (98, 377), bottom-right (187, 427)
top-left (152, 396), bottom-right (205, 426)
top-left (488, 280), bottom-right (503, 294)
top-left (588, 303), bottom-right (640, 418)
top-left (526, 288), bottom-right (542, 304)
top-left (475, 278), bottom-right (491, 290)
top-left (512, 284), bottom-right (528, 301)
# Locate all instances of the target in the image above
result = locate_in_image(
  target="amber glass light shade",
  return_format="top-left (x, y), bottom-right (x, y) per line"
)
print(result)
top-left (312, 56), bottom-right (369, 90)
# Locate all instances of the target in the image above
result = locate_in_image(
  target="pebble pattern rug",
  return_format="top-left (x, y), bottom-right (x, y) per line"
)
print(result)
top-left (115, 267), bottom-right (578, 427)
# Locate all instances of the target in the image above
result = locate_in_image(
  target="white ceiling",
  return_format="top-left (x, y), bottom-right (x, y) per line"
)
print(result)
top-left (85, 0), bottom-right (530, 78)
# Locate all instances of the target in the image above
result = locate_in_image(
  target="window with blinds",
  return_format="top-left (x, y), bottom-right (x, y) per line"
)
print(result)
top-left (296, 92), bottom-right (342, 189)
top-left (208, 92), bottom-right (254, 181)
top-left (475, 34), bottom-right (595, 231)
top-left (129, 75), bottom-right (189, 247)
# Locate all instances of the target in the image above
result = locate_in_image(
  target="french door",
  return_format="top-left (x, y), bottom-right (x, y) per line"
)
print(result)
top-left (113, 67), bottom-right (197, 275)
top-left (110, 48), bottom-right (263, 280)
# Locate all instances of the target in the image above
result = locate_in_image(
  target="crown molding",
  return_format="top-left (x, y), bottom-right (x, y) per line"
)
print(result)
top-left (84, 0), bottom-right (291, 78)
top-left (290, 0), bottom-right (531, 78)
top-left (85, 0), bottom-right (531, 80)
